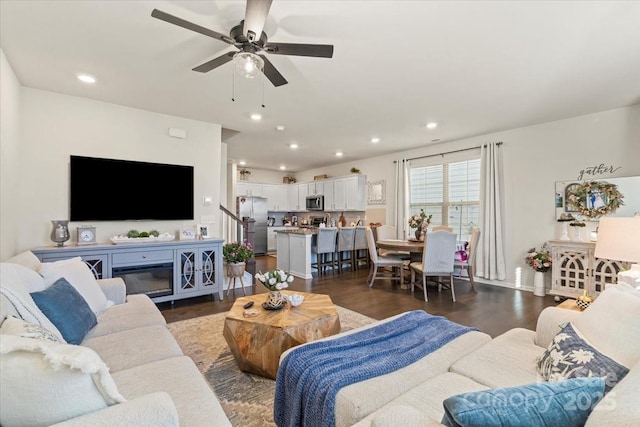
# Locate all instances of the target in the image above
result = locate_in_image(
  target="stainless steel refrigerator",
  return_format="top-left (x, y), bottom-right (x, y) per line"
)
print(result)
top-left (236, 196), bottom-right (268, 255)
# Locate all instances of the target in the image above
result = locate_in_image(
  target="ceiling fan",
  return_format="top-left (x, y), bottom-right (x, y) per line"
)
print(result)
top-left (151, 0), bottom-right (334, 87)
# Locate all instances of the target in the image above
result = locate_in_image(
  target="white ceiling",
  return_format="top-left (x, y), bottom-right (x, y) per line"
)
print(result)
top-left (2, 1), bottom-right (640, 172)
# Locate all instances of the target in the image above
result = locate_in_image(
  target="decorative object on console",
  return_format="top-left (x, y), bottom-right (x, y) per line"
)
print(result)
top-left (567, 180), bottom-right (624, 219)
top-left (255, 269), bottom-right (294, 310)
top-left (197, 224), bottom-right (211, 239)
top-left (557, 213), bottom-right (575, 240)
top-left (50, 220), bottom-right (70, 247)
top-left (594, 215), bottom-right (640, 288)
top-left (569, 220), bottom-right (586, 241)
top-left (76, 225), bottom-right (97, 245)
top-left (110, 230), bottom-right (174, 244)
top-left (179, 228), bottom-right (197, 240)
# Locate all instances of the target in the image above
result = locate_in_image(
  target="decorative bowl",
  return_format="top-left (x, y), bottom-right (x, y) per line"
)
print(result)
top-left (286, 294), bottom-right (305, 307)
top-left (575, 299), bottom-right (592, 310)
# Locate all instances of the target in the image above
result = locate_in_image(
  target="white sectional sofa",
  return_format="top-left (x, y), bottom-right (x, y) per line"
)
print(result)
top-left (281, 283), bottom-right (640, 426)
top-left (0, 252), bottom-right (231, 427)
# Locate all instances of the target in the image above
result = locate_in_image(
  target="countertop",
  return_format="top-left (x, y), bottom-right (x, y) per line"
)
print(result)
top-left (274, 228), bottom-right (318, 235)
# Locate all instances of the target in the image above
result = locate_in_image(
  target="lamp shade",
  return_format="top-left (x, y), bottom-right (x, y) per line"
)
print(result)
top-left (594, 216), bottom-right (640, 263)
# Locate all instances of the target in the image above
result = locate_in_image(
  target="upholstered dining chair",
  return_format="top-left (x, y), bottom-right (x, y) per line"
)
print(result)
top-left (455, 227), bottom-right (481, 291)
top-left (432, 225), bottom-right (454, 232)
top-left (353, 226), bottom-right (369, 270)
top-left (365, 228), bottom-right (405, 287)
top-left (410, 230), bottom-right (457, 302)
top-left (335, 227), bottom-right (356, 272)
top-left (373, 224), bottom-right (411, 261)
top-left (312, 227), bottom-right (338, 274)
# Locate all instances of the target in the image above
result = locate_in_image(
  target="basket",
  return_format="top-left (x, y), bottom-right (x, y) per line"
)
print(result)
top-left (575, 299), bottom-right (592, 310)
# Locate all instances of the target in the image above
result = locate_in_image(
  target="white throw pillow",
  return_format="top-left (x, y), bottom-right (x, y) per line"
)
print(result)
top-left (572, 283), bottom-right (640, 368)
top-left (0, 263), bottom-right (65, 341)
top-left (7, 250), bottom-right (42, 272)
top-left (39, 257), bottom-right (113, 314)
top-left (0, 335), bottom-right (126, 426)
top-left (1, 315), bottom-right (62, 343)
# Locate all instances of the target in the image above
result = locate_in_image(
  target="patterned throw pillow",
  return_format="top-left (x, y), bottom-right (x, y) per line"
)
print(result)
top-left (0, 315), bottom-right (62, 342)
top-left (537, 322), bottom-right (629, 393)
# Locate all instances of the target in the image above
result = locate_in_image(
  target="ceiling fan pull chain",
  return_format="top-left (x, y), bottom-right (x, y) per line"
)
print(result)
top-left (261, 72), bottom-right (266, 108)
top-left (231, 66), bottom-right (236, 102)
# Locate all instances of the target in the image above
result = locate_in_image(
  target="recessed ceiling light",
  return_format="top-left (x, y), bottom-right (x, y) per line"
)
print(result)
top-left (76, 73), bottom-right (96, 84)
top-left (238, 161), bottom-right (246, 166)
top-left (280, 165), bottom-right (286, 170)
top-left (289, 143), bottom-right (299, 149)
top-left (250, 113), bottom-right (262, 121)
top-left (426, 122), bottom-right (438, 129)
top-left (371, 137), bottom-right (380, 143)
top-left (336, 151), bottom-right (343, 157)
top-left (276, 125), bottom-right (286, 131)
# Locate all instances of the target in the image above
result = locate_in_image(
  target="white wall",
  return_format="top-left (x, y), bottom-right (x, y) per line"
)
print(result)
top-left (298, 105), bottom-right (640, 289)
top-left (0, 50), bottom-right (22, 259)
top-left (13, 88), bottom-right (222, 253)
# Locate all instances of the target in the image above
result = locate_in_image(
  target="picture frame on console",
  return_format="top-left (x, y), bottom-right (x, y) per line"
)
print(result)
top-left (198, 224), bottom-right (211, 239)
top-left (179, 228), bottom-right (197, 240)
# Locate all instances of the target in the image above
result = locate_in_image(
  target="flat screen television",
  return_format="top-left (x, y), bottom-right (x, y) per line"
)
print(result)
top-left (70, 155), bottom-right (194, 221)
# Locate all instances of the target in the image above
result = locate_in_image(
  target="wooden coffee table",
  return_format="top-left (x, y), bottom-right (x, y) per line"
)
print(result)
top-left (223, 290), bottom-right (341, 379)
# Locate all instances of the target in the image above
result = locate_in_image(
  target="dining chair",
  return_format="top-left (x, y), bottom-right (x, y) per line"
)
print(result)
top-left (373, 224), bottom-right (411, 261)
top-left (432, 225), bottom-right (454, 232)
top-left (410, 230), bottom-right (457, 302)
top-left (365, 228), bottom-right (405, 287)
top-left (312, 227), bottom-right (338, 274)
top-left (335, 227), bottom-right (356, 272)
top-left (353, 226), bottom-right (369, 270)
top-left (455, 227), bottom-right (481, 291)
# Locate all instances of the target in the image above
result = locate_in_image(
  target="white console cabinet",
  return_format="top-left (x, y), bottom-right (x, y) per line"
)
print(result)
top-left (548, 240), bottom-right (628, 298)
top-left (32, 239), bottom-right (225, 302)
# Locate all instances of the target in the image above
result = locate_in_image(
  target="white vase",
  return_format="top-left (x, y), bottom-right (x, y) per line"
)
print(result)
top-left (533, 271), bottom-right (546, 297)
top-left (558, 222), bottom-right (570, 240)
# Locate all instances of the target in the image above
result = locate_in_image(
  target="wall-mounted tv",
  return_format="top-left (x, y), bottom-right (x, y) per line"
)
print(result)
top-left (70, 155), bottom-right (194, 221)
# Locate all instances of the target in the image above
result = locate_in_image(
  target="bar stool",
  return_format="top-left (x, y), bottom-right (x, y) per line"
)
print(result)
top-left (312, 227), bottom-right (338, 274)
top-left (353, 226), bottom-right (369, 270)
top-left (335, 227), bottom-right (356, 272)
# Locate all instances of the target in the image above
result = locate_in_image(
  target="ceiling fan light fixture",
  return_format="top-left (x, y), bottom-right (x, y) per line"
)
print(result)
top-left (233, 52), bottom-right (264, 79)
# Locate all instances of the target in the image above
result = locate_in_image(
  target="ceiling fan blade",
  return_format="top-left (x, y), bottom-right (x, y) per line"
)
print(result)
top-left (151, 9), bottom-right (233, 45)
top-left (243, 0), bottom-right (273, 42)
top-left (263, 42), bottom-right (334, 58)
top-left (260, 55), bottom-right (288, 87)
top-left (192, 52), bottom-right (236, 73)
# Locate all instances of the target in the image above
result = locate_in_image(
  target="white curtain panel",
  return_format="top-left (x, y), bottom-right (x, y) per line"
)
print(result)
top-left (478, 142), bottom-right (507, 280)
top-left (394, 158), bottom-right (409, 239)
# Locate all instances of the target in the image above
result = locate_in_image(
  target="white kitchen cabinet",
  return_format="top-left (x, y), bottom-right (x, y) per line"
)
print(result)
top-left (287, 185), bottom-right (301, 211)
top-left (262, 184), bottom-right (287, 211)
top-left (268, 226), bottom-right (289, 252)
top-left (344, 175), bottom-right (367, 210)
top-left (297, 183), bottom-right (309, 211)
top-left (308, 181), bottom-right (324, 196)
top-left (236, 182), bottom-right (263, 197)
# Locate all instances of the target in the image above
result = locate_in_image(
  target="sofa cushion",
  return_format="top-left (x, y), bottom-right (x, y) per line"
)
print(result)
top-left (586, 360), bottom-right (640, 426)
top-left (84, 294), bottom-right (166, 339)
top-left (441, 377), bottom-right (605, 427)
top-left (0, 262), bottom-right (64, 341)
top-left (7, 250), bottom-right (42, 272)
top-left (39, 257), bottom-right (113, 314)
top-left (537, 322), bottom-right (629, 394)
top-left (0, 335), bottom-right (125, 427)
top-left (572, 283), bottom-right (640, 368)
top-left (31, 278), bottom-right (97, 345)
top-left (449, 328), bottom-right (544, 389)
top-left (0, 315), bottom-right (62, 343)
top-left (112, 356), bottom-right (231, 427)
top-left (83, 324), bottom-right (183, 372)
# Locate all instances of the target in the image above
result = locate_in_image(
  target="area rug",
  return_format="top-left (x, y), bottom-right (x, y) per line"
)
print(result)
top-left (167, 306), bottom-right (376, 427)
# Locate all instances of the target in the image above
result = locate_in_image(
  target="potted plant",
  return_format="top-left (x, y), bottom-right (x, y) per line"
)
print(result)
top-left (255, 269), bottom-right (294, 310)
top-left (239, 168), bottom-right (251, 181)
top-left (350, 167), bottom-right (361, 174)
top-left (223, 241), bottom-right (254, 278)
top-left (525, 245), bottom-right (552, 297)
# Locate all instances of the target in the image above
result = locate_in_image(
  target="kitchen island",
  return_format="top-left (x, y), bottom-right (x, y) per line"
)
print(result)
top-left (275, 228), bottom-right (318, 279)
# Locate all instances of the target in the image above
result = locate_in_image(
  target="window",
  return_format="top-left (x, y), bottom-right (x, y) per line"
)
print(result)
top-left (409, 157), bottom-right (480, 242)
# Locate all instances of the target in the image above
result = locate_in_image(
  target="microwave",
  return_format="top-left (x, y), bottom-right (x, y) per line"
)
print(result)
top-left (306, 195), bottom-right (324, 211)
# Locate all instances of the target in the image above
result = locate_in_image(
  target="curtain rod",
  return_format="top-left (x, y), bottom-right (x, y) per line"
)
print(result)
top-left (393, 142), bottom-right (503, 163)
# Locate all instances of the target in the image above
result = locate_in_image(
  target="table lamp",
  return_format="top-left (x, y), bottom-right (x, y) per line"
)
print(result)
top-left (594, 215), bottom-right (640, 289)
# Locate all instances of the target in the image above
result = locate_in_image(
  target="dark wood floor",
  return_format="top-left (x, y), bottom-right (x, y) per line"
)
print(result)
top-left (158, 256), bottom-right (559, 338)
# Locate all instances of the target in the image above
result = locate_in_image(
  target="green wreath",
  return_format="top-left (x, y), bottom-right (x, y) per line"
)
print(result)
top-left (567, 180), bottom-right (624, 219)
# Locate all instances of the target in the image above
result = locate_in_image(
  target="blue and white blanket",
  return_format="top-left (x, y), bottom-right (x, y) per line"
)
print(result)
top-left (274, 310), bottom-right (477, 427)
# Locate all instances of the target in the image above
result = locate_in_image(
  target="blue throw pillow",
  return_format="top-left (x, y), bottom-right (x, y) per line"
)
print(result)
top-left (31, 277), bottom-right (97, 344)
top-left (537, 322), bottom-right (629, 393)
top-left (441, 377), bottom-right (605, 427)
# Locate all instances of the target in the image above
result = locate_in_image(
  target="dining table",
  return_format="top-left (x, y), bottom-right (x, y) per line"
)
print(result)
top-left (375, 238), bottom-right (424, 254)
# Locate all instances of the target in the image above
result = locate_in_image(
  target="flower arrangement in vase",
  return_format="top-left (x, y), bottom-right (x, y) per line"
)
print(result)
top-left (223, 241), bottom-right (254, 278)
top-left (255, 269), bottom-right (295, 310)
top-left (525, 245), bottom-right (552, 273)
top-left (408, 209), bottom-right (432, 240)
